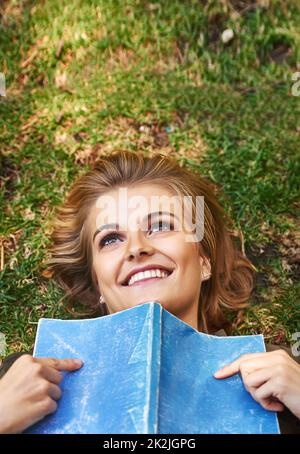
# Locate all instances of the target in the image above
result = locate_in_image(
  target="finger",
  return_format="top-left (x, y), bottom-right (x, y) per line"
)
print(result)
top-left (41, 366), bottom-right (63, 385)
top-left (214, 353), bottom-right (267, 378)
top-left (243, 367), bottom-right (275, 389)
top-left (214, 353), bottom-right (281, 379)
top-left (38, 398), bottom-right (58, 417)
top-left (252, 382), bottom-right (285, 412)
top-left (48, 383), bottom-right (62, 401)
top-left (263, 401), bottom-right (285, 412)
top-left (36, 357), bottom-right (83, 372)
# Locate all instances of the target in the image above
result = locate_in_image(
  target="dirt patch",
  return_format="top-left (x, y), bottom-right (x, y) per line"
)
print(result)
top-left (206, 12), bottom-right (229, 46)
top-left (73, 114), bottom-right (207, 166)
top-left (275, 231), bottom-right (300, 282)
top-left (246, 228), bottom-right (300, 304)
top-left (246, 243), bottom-right (279, 303)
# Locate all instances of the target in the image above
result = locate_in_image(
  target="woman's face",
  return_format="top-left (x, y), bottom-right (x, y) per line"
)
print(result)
top-left (88, 183), bottom-right (210, 329)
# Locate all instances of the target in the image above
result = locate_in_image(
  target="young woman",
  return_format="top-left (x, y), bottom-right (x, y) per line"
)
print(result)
top-left (1, 151), bottom-right (299, 433)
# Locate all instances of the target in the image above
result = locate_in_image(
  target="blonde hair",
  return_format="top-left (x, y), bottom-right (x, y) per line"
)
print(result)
top-left (47, 151), bottom-right (254, 333)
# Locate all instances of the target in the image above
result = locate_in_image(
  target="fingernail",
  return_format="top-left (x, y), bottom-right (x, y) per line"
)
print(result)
top-left (214, 370), bottom-right (222, 378)
top-left (74, 359), bottom-right (83, 367)
top-left (214, 366), bottom-right (227, 377)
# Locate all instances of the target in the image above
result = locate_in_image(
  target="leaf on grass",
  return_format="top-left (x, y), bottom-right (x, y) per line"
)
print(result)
top-left (55, 70), bottom-right (68, 89)
top-left (24, 244), bottom-right (32, 259)
top-left (21, 115), bottom-right (39, 132)
top-left (20, 48), bottom-right (38, 69)
top-left (21, 207), bottom-right (35, 221)
top-left (55, 40), bottom-right (65, 59)
top-left (0, 231), bottom-right (23, 271)
top-left (41, 269), bottom-right (54, 279)
top-left (74, 143), bottom-right (104, 166)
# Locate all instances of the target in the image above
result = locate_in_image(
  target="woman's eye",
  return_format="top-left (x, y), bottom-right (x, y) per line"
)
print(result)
top-left (99, 233), bottom-right (122, 248)
top-left (149, 221), bottom-right (174, 234)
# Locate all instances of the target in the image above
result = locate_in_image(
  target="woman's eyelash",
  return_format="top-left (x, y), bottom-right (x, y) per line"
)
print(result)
top-left (99, 221), bottom-right (174, 248)
top-left (99, 233), bottom-right (122, 248)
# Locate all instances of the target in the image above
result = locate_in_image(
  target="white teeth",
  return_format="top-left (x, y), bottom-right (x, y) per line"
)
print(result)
top-left (127, 269), bottom-right (169, 286)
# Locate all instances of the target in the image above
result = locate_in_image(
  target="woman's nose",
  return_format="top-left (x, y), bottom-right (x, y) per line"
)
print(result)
top-left (125, 232), bottom-right (155, 261)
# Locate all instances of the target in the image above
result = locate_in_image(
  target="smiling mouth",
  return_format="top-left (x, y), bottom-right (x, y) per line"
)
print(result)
top-left (122, 269), bottom-right (173, 287)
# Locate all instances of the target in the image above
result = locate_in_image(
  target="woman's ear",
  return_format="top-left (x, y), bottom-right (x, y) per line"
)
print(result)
top-left (200, 256), bottom-right (211, 281)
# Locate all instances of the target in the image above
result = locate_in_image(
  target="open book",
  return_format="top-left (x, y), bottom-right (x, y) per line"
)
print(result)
top-left (27, 302), bottom-right (280, 434)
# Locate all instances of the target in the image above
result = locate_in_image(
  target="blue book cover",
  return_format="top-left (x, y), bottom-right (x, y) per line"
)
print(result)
top-left (27, 302), bottom-right (280, 434)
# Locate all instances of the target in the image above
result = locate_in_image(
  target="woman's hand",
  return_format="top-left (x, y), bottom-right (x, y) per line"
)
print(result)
top-left (0, 354), bottom-right (83, 434)
top-left (214, 349), bottom-right (300, 419)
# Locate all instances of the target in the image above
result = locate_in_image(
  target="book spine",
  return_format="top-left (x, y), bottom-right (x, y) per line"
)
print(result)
top-left (145, 302), bottom-right (162, 434)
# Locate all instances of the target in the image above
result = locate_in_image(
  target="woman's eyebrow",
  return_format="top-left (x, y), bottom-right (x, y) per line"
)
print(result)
top-left (93, 223), bottom-right (119, 242)
top-left (147, 211), bottom-right (176, 223)
top-left (93, 211), bottom-right (177, 243)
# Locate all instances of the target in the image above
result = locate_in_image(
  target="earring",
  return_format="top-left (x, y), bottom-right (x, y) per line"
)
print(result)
top-left (99, 295), bottom-right (105, 305)
top-left (202, 273), bottom-right (211, 281)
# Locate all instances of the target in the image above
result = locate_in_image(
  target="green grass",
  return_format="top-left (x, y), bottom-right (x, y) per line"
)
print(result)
top-left (1, 0), bottom-right (300, 356)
